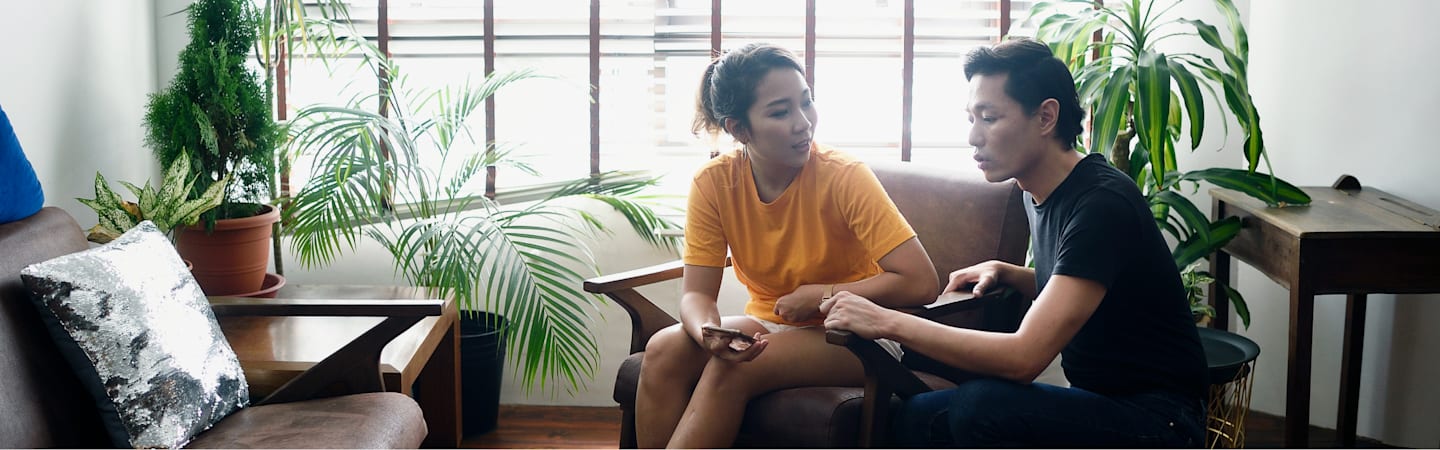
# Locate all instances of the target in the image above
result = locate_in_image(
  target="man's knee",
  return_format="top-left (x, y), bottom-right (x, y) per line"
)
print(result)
top-left (947, 378), bottom-right (1031, 445)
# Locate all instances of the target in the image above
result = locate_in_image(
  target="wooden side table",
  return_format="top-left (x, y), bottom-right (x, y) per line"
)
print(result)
top-left (217, 284), bottom-right (462, 448)
top-left (1207, 180), bottom-right (1440, 448)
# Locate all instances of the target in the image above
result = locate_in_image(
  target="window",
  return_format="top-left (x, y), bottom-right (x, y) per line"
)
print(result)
top-left (278, 0), bottom-right (1031, 202)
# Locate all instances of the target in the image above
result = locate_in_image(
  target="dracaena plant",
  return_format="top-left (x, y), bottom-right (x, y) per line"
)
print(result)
top-left (284, 59), bottom-right (681, 395)
top-left (78, 152), bottom-right (229, 244)
top-left (1028, 0), bottom-right (1313, 327)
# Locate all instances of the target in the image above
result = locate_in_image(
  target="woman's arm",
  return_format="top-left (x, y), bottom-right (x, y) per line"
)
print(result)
top-left (773, 237), bottom-right (938, 322)
top-left (830, 236), bottom-right (937, 307)
top-left (679, 264), bottom-right (725, 343)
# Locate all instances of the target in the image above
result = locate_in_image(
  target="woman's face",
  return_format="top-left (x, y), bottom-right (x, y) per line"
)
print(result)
top-left (733, 68), bottom-right (816, 170)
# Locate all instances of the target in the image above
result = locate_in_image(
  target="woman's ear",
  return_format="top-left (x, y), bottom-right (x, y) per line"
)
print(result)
top-left (724, 117), bottom-right (750, 144)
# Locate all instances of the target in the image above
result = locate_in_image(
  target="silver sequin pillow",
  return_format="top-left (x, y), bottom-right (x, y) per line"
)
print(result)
top-left (20, 221), bottom-right (248, 449)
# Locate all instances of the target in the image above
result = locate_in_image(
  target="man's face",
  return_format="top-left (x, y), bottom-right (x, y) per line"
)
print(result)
top-left (966, 72), bottom-right (1050, 183)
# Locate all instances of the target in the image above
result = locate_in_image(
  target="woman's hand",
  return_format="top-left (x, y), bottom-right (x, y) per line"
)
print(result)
top-left (773, 284), bottom-right (825, 323)
top-left (700, 324), bottom-right (768, 362)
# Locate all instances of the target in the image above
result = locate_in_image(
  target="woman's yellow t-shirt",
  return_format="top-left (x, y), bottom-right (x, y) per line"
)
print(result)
top-left (683, 142), bottom-right (916, 326)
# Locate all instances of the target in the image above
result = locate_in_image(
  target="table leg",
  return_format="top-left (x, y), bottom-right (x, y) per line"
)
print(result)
top-left (1337, 293), bottom-right (1367, 448)
top-left (1284, 284), bottom-right (1315, 448)
top-left (417, 313), bottom-right (462, 447)
top-left (1209, 249), bottom-right (1232, 331)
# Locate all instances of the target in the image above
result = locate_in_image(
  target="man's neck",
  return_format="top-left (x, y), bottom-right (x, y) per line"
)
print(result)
top-left (1015, 147), bottom-right (1084, 205)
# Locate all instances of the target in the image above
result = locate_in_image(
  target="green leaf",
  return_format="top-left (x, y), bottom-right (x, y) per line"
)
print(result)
top-left (1135, 51), bottom-right (1173, 184)
top-left (1152, 191), bottom-right (1207, 238)
top-left (1220, 279), bottom-right (1251, 328)
top-left (171, 173), bottom-right (231, 228)
top-left (1172, 216), bottom-right (1240, 269)
top-left (1169, 62), bottom-right (1205, 150)
top-left (1181, 168), bottom-right (1311, 207)
top-left (1091, 65), bottom-right (1133, 159)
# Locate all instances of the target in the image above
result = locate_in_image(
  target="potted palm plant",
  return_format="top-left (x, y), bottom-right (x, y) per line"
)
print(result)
top-left (1028, 0), bottom-right (1311, 327)
top-left (144, 0), bottom-right (283, 296)
top-left (284, 55), bottom-right (680, 431)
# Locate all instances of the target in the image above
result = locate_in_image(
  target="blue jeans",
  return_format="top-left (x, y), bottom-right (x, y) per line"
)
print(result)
top-left (891, 378), bottom-right (1206, 448)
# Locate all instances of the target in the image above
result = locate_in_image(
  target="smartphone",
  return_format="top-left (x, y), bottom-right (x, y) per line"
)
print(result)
top-left (702, 324), bottom-right (757, 344)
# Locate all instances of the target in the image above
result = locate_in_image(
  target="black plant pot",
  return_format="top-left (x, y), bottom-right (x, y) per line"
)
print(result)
top-left (460, 312), bottom-right (507, 437)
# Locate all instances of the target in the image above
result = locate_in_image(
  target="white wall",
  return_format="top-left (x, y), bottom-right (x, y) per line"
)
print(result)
top-left (1238, 1), bottom-right (1440, 447)
top-left (9, 1), bottom-right (1440, 444)
top-left (0, 0), bottom-right (160, 222)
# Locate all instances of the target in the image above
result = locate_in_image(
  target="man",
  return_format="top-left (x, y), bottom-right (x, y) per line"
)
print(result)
top-left (818, 37), bottom-right (1207, 447)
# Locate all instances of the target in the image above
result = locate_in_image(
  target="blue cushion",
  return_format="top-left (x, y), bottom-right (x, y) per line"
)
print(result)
top-left (0, 103), bottom-right (44, 223)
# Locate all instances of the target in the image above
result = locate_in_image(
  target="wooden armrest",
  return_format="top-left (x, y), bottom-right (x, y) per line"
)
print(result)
top-left (825, 330), bottom-right (931, 397)
top-left (583, 258), bottom-right (731, 353)
top-left (824, 287), bottom-right (1021, 394)
top-left (915, 287), bottom-right (1017, 320)
top-left (583, 260), bottom-right (686, 294)
top-left (209, 296), bottom-right (443, 317)
top-left (582, 257), bottom-right (732, 294)
top-left (825, 287), bottom-right (1020, 447)
top-left (214, 296), bottom-right (444, 406)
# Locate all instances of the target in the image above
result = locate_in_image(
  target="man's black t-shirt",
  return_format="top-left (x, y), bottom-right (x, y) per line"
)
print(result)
top-left (1026, 153), bottom-right (1206, 400)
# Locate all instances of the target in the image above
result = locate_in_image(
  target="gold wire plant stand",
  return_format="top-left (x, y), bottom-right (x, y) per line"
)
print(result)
top-left (1206, 361), bottom-right (1256, 448)
top-left (1199, 327), bottom-right (1261, 449)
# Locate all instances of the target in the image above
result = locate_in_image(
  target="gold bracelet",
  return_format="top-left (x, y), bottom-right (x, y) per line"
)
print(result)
top-left (822, 283), bottom-right (836, 301)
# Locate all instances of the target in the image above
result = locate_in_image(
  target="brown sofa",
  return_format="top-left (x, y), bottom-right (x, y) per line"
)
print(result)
top-left (0, 207), bottom-right (433, 448)
top-left (584, 160), bottom-right (1031, 447)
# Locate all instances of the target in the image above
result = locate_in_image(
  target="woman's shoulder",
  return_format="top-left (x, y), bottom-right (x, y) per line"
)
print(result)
top-left (811, 143), bottom-right (871, 178)
top-left (692, 148), bottom-right (744, 180)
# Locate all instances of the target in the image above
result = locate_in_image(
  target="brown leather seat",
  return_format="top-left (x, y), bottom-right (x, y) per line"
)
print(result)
top-left (0, 207), bottom-right (431, 448)
top-left (584, 160), bottom-right (1031, 447)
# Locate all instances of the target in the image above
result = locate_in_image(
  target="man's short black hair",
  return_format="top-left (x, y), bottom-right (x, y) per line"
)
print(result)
top-left (964, 37), bottom-right (1086, 149)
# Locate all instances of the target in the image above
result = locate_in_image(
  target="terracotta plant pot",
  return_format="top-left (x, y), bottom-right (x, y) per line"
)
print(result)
top-left (228, 273), bottom-right (285, 298)
top-left (175, 204), bottom-right (279, 296)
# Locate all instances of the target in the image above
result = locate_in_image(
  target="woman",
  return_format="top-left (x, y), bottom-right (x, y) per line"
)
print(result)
top-left (634, 43), bottom-right (940, 448)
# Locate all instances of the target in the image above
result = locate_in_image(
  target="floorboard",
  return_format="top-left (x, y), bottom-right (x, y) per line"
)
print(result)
top-left (460, 404), bottom-right (1401, 448)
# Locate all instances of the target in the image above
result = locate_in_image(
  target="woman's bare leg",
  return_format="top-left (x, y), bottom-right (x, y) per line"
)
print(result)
top-left (666, 327), bottom-right (867, 448)
top-left (634, 317), bottom-right (765, 448)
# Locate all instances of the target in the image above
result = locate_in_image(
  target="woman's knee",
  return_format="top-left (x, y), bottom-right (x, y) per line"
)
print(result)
top-left (641, 325), bottom-right (703, 377)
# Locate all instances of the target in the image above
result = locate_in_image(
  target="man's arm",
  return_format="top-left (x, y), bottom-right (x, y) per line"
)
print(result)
top-left (823, 273), bottom-right (1104, 383)
top-left (943, 260), bottom-right (1040, 301)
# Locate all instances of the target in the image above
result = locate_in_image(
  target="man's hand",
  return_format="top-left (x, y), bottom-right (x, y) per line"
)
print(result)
top-left (773, 284), bottom-right (825, 323)
top-left (700, 324), bottom-right (768, 362)
top-left (944, 260), bottom-right (1008, 297)
top-left (819, 291), bottom-right (896, 340)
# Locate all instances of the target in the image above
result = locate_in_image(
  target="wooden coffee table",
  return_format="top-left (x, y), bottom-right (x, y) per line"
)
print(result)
top-left (216, 284), bottom-right (461, 448)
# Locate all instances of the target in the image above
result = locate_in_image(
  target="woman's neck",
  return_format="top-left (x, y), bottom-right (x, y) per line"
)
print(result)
top-left (747, 151), bottom-right (803, 203)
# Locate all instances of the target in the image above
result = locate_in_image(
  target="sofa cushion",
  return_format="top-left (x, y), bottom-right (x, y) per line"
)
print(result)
top-left (0, 103), bottom-right (44, 224)
top-left (185, 392), bottom-right (427, 448)
top-left (20, 221), bottom-right (249, 448)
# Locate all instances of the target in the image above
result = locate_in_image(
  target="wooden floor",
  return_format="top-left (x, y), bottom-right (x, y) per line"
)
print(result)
top-left (461, 405), bottom-right (1400, 448)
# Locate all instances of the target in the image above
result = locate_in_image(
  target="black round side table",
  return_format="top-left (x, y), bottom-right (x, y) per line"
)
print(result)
top-left (1199, 327), bottom-right (1261, 449)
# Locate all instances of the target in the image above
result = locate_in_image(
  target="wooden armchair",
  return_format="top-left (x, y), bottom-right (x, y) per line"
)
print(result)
top-left (583, 160), bottom-right (1031, 448)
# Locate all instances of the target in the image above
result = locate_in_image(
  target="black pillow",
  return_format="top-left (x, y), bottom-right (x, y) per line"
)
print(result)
top-left (20, 221), bottom-right (249, 448)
